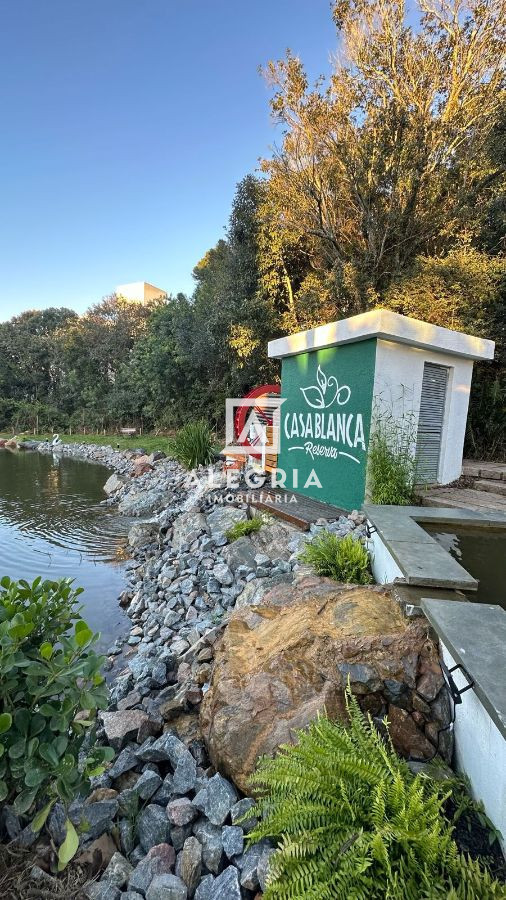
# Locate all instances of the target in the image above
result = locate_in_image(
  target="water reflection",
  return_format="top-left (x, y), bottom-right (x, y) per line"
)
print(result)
top-left (0, 449), bottom-right (131, 649)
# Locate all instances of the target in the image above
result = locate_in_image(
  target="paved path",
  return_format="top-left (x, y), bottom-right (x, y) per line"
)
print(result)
top-left (419, 459), bottom-right (506, 512)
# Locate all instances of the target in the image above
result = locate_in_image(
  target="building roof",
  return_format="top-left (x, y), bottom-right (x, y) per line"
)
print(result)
top-left (268, 309), bottom-right (495, 362)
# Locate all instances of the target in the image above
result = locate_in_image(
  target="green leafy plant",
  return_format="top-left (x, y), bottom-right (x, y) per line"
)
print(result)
top-left (299, 531), bottom-right (372, 584)
top-left (247, 688), bottom-right (506, 899)
top-left (168, 419), bottom-right (215, 469)
top-left (0, 577), bottom-right (113, 868)
top-left (368, 409), bottom-right (417, 505)
top-left (226, 516), bottom-right (263, 542)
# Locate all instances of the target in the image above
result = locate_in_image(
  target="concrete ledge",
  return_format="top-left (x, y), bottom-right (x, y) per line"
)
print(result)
top-left (268, 309), bottom-right (495, 361)
top-left (421, 598), bottom-right (506, 740)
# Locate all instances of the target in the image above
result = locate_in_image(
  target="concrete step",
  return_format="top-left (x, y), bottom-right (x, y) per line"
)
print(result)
top-left (463, 460), bottom-right (506, 482)
top-left (475, 479), bottom-right (506, 496)
top-left (420, 487), bottom-right (506, 513)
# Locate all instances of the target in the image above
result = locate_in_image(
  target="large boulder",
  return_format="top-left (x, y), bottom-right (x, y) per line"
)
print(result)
top-left (172, 512), bottom-right (209, 552)
top-left (103, 473), bottom-right (127, 496)
top-left (200, 575), bottom-right (450, 791)
top-left (119, 488), bottom-right (170, 517)
top-left (249, 521), bottom-right (298, 561)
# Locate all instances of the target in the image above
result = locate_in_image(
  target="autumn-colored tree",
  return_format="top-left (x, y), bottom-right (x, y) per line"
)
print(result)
top-left (261, 0), bottom-right (505, 311)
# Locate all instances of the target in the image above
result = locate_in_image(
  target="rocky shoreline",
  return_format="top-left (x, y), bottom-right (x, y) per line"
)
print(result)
top-left (4, 441), bottom-right (453, 899)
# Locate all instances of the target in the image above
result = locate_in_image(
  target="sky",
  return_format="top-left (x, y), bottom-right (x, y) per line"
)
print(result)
top-left (0, 0), bottom-right (336, 320)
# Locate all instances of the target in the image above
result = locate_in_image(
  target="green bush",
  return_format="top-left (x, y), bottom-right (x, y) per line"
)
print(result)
top-left (168, 420), bottom-right (215, 469)
top-left (299, 531), bottom-right (372, 584)
top-left (226, 516), bottom-right (263, 542)
top-left (247, 688), bottom-right (506, 899)
top-left (0, 577), bottom-right (113, 867)
top-left (368, 413), bottom-right (416, 505)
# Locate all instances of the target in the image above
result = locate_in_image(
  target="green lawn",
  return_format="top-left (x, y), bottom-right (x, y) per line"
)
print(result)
top-left (1, 432), bottom-right (175, 455)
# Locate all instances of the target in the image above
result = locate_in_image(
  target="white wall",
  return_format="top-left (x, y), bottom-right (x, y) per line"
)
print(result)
top-left (373, 339), bottom-right (474, 484)
top-left (441, 645), bottom-right (506, 854)
top-left (367, 527), bottom-right (404, 584)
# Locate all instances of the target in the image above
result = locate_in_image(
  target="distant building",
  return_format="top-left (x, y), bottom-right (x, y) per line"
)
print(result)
top-left (115, 281), bottom-right (166, 303)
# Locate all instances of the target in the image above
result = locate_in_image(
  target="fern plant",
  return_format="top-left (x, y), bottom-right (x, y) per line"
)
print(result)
top-left (247, 688), bottom-right (506, 899)
top-left (299, 531), bottom-right (372, 584)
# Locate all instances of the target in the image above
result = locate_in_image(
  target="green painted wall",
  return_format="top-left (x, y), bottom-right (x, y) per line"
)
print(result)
top-left (277, 339), bottom-right (377, 510)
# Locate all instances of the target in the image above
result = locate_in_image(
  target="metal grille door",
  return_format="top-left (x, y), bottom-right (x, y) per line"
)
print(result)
top-left (415, 363), bottom-right (449, 483)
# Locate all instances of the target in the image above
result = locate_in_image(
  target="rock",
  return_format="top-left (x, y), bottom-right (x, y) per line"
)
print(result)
top-left (230, 798), bottom-right (257, 833)
top-left (137, 805), bottom-right (171, 852)
top-left (237, 843), bottom-right (266, 891)
top-left (102, 851), bottom-right (133, 888)
top-left (194, 773), bottom-right (237, 826)
top-left (387, 706), bottom-right (435, 760)
top-left (82, 800), bottom-right (119, 840)
top-left (134, 455), bottom-right (154, 477)
top-left (208, 866), bottom-right (241, 899)
top-left (104, 473), bottom-right (126, 495)
top-left (118, 788), bottom-right (140, 819)
top-left (222, 537), bottom-right (258, 572)
top-left (257, 843), bottom-right (275, 891)
top-left (85, 884), bottom-right (121, 900)
top-left (101, 710), bottom-right (150, 750)
top-left (179, 836), bottom-right (202, 897)
top-left (250, 522), bottom-right (296, 561)
top-left (146, 874), bottom-right (188, 900)
top-left (167, 798), bottom-right (198, 827)
top-left (194, 875), bottom-right (215, 900)
top-left (135, 769), bottom-right (163, 800)
top-left (222, 825), bottom-right (244, 858)
top-left (129, 521), bottom-right (159, 548)
top-left (235, 573), bottom-right (293, 610)
top-left (212, 563), bottom-right (233, 587)
top-left (172, 512), bottom-right (209, 552)
top-left (128, 844), bottom-right (176, 895)
top-left (77, 833), bottom-right (117, 869)
top-left (206, 506), bottom-right (247, 533)
top-left (201, 577), bottom-right (438, 790)
top-left (192, 819), bottom-right (223, 873)
top-left (107, 748), bottom-right (139, 779)
top-left (173, 753), bottom-right (197, 795)
top-left (119, 488), bottom-right (169, 517)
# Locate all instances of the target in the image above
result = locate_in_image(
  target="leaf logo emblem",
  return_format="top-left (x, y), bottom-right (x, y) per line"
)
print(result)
top-left (301, 365), bottom-right (351, 409)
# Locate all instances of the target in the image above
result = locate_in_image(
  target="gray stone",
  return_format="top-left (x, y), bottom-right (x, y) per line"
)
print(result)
top-left (129, 521), bottom-right (159, 548)
top-left (200, 773), bottom-right (238, 825)
top-left (173, 754), bottom-right (197, 795)
top-left (212, 563), bottom-right (233, 586)
top-left (123, 894), bottom-right (144, 900)
top-left (101, 709), bottom-right (150, 750)
top-left (102, 851), bottom-right (133, 888)
top-left (82, 800), bottom-right (119, 840)
top-left (172, 512), bottom-right (209, 552)
top-left (120, 818), bottom-right (135, 856)
top-left (108, 748), bottom-right (139, 780)
top-left (135, 769), bottom-right (163, 800)
top-left (137, 805), bottom-right (170, 852)
top-left (118, 788), bottom-right (140, 819)
top-left (222, 537), bottom-right (258, 572)
top-left (336, 662), bottom-right (382, 693)
top-left (206, 506), bottom-right (247, 533)
top-left (119, 488), bottom-right (169, 517)
top-left (128, 844), bottom-right (176, 895)
top-left (194, 875), bottom-right (214, 900)
top-left (236, 843), bottom-right (264, 891)
top-left (47, 802), bottom-right (67, 845)
top-left (221, 825), bottom-right (243, 858)
top-left (85, 884), bottom-right (121, 900)
top-left (167, 798), bottom-right (198, 827)
top-left (208, 866), bottom-right (241, 900)
top-left (179, 837), bottom-right (202, 897)
top-left (192, 819), bottom-right (223, 874)
top-left (257, 842), bottom-right (275, 891)
top-left (153, 774), bottom-right (175, 806)
top-left (230, 798), bottom-right (257, 833)
top-left (146, 874), bottom-right (188, 900)
top-left (103, 472), bottom-right (126, 495)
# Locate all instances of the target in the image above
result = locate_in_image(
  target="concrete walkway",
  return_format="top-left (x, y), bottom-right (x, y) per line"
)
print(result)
top-left (419, 459), bottom-right (506, 512)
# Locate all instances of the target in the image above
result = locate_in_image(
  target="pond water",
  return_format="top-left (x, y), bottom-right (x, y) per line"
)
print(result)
top-left (424, 524), bottom-right (506, 611)
top-left (0, 448), bottom-right (131, 650)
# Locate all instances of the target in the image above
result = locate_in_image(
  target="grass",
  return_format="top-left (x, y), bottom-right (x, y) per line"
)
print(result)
top-left (166, 420), bottom-right (216, 469)
top-left (299, 531), bottom-right (372, 584)
top-left (226, 516), bottom-right (264, 542)
top-left (2, 431), bottom-right (175, 455)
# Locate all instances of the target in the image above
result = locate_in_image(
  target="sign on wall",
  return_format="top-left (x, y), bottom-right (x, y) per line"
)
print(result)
top-left (276, 340), bottom-right (376, 509)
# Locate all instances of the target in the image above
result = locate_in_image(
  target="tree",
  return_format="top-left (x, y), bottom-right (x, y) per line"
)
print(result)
top-left (261, 0), bottom-right (505, 309)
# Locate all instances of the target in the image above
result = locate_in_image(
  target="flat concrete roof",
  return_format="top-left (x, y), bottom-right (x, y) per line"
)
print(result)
top-left (421, 598), bottom-right (506, 740)
top-left (268, 309), bottom-right (495, 362)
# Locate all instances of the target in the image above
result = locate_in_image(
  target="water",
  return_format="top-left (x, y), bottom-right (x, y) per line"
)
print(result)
top-left (424, 524), bottom-right (506, 610)
top-left (0, 448), bottom-right (131, 649)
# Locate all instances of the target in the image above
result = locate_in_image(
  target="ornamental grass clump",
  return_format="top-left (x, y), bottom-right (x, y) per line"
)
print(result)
top-left (0, 576), bottom-right (113, 870)
top-left (299, 531), bottom-right (372, 584)
top-left (168, 419), bottom-right (215, 469)
top-left (247, 688), bottom-right (506, 899)
top-left (368, 410), bottom-right (417, 505)
top-left (226, 516), bottom-right (263, 542)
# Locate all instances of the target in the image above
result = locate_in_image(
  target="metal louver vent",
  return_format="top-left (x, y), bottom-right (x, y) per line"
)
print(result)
top-left (415, 362), bottom-right (449, 483)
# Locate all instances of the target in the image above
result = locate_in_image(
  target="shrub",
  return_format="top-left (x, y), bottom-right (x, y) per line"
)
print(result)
top-left (168, 420), bottom-right (215, 469)
top-left (0, 577), bottom-right (113, 867)
top-left (368, 412), bottom-right (416, 505)
top-left (226, 516), bottom-right (263, 542)
top-left (247, 688), bottom-right (506, 899)
top-left (299, 531), bottom-right (372, 584)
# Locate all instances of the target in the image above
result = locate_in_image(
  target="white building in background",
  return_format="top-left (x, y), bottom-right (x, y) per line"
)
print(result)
top-left (115, 281), bottom-right (166, 303)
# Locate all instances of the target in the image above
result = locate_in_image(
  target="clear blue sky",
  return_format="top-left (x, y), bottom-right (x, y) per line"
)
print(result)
top-left (0, 0), bottom-right (336, 320)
